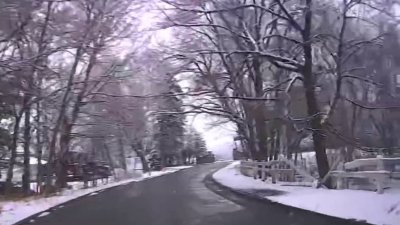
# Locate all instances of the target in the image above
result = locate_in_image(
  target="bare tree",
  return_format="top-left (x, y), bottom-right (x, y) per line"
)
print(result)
top-left (159, 0), bottom-right (396, 185)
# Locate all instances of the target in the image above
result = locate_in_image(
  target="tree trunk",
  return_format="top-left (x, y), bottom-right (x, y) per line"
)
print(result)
top-left (254, 112), bottom-right (268, 160)
top-left (35, 101), bottom-right (43, 193)
top-left (274, 129), bottom-right (280, 160)
top-left (242, 109), bottom-right (258, 159)
top-left (54, 41), bottom-right (99, 188)
top-left (29, 1), bottom-right (55, 194)
top-left (5, 113), bottom-right (23, 193)
top-left (45, 54), bottom-right (81, 193)
top-left (22, 104), bottom-right (32, 195)
top-left (34, 1), bottom-right (52, 192)
top-left (346, 105), bottom-right (358, 162)
top-left (253, 58), bottom-right (269, 160)
top-left (269, 130), bottom-right (275, 161)
top-left (129, 141), bottom-right (149, 172)
top-left (118, 137), bottom-right (127, 171)
top-left (55, 159), bottom-right (67, 189)
top-left (135, 149), bottom-right (149, 173)
top-left (55, 120), bottom-right (71, 189)
top-left (302, 0), bottom-right (330, 186)
top-left (103, 143), bottom-right (116, 177)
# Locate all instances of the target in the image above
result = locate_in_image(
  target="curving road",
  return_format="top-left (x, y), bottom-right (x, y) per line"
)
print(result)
top-left (18, 163), bottom-right (365, 225)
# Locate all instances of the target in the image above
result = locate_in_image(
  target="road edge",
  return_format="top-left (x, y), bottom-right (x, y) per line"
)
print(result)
top-left (204, 165), bottom-right (370, 225)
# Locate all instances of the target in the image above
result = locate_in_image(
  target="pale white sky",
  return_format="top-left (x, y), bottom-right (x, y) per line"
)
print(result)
top-left (189, 114), bottom-right (236, 159)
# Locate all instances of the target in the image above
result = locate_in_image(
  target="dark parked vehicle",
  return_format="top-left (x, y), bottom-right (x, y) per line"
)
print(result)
top-left (0, 181), bottom-right (36, 195)
top-left (149, 156), bottom-right (162, 171)
top-left (81, 162), bottom-right (112, 181)
top-left (40, 161), bottom-right (112, 183)
top-left (196, 151), bottom-right (215, 164)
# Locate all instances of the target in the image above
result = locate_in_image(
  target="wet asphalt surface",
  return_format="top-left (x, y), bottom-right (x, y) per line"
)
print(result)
top-left (18, 162), bottom-right (367, 225)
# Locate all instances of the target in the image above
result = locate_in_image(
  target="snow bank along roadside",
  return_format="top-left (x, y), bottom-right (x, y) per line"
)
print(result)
top-left (0, 166), bottom-right (192, 225)
top-left (213, 162), bottom-right (400, 225)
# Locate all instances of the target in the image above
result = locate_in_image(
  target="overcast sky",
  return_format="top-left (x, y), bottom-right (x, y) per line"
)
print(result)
top-left (189, 114), bottom-right (235, 159)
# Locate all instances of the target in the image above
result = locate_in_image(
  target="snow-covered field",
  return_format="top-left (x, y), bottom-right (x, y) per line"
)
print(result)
top-left (0, 166), bottom-right (192, 225)
top-left (213, 162), bottom-right (400, 225)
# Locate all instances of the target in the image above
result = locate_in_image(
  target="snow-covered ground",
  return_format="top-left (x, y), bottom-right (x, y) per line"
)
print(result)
top-left (213, 162), bottom-right (400, 225)
top-left (0, 166), bottom-right (191, 225)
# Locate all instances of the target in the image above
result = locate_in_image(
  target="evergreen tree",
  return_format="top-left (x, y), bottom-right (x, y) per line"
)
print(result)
top-left (182, 127), bottom-right (207, 164)
top-left (153, 79), bottom-right (185, 166)
top-left (192, 130), bottom-right (207, 156)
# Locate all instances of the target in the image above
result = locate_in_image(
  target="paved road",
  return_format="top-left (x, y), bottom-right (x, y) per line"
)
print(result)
top-left (20, 163), bottom-right (364, 225)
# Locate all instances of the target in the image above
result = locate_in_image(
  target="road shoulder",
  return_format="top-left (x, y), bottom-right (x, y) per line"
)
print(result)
top-left (206, 162), bottom-right (372, 225)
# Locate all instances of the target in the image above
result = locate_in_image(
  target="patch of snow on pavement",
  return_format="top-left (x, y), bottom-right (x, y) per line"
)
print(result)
top-left (0, 166), bottom-right (191, 225)
top-left (142, 166), bottom-right (192, 179)
top-left (37, 211), bottom-right (50, 218)
top-left (213, 161), bottom-right (400, 225)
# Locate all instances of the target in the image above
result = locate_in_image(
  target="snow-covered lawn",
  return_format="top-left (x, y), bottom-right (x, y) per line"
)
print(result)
top-left (213, 161), bottom-right (400, 225)
top-left (0, 166), bottom-right (191, 225)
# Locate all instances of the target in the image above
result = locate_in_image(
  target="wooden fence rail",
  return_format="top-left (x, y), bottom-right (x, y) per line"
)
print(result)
top-left (240, 160), bottom-right (298, 183)
top-left (332, 157), bottom-right (400, 194)
top-left (240, 156), bottom-right (400, 194)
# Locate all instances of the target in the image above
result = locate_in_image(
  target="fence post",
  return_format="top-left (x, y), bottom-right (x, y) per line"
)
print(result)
top-left (252, 161), bottom-right (257, 179)
top-left (271, 171), bottom-right (276, 184)
top-left (377, 155), bottom-right (384, 171)
top-left (375, 176), bottom-right (384, 194)
top-left (261, 162), bottom-right (266, 181)
top-left (278, 155), bottom-right (315, 182)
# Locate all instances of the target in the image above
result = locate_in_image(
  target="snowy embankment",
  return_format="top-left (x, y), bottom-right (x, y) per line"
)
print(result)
top-left (0, 166), bottom-right (191, 225)
top-left (213, 162), bottom-right (400, 225)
